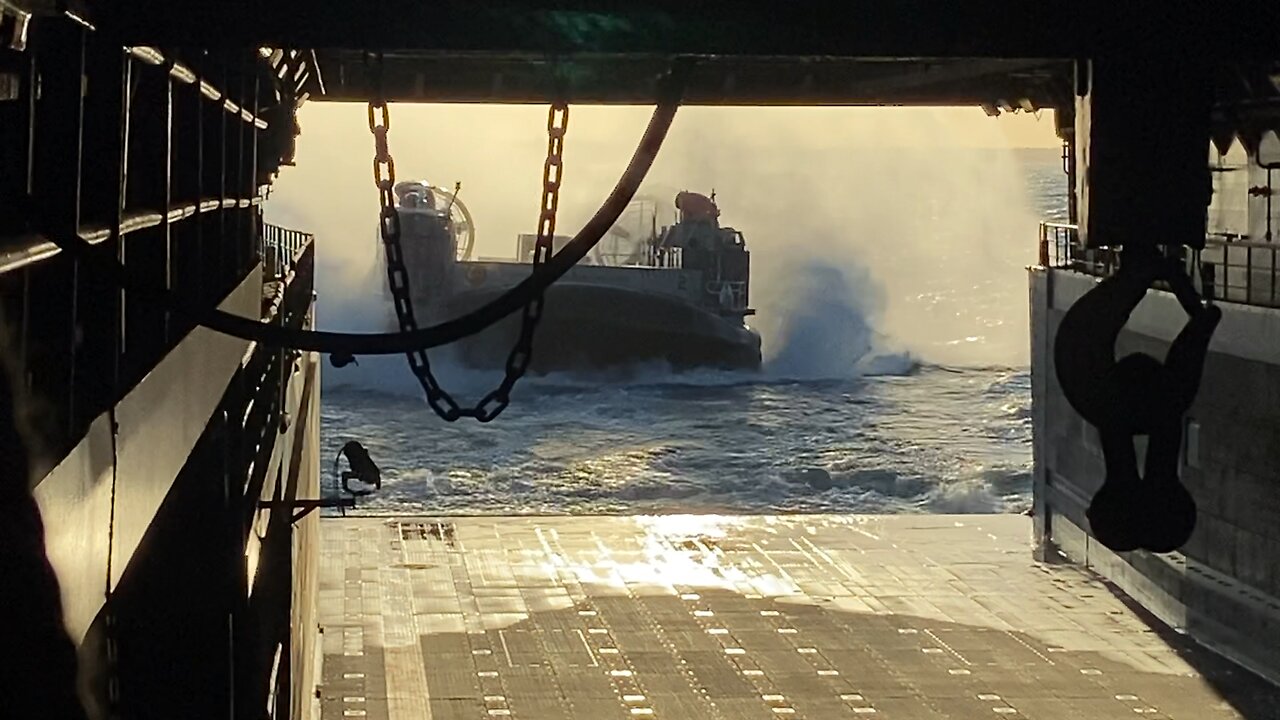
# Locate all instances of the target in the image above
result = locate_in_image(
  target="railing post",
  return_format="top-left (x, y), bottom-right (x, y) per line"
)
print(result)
top-left (77, 30), bottom-right (128, 428)
top-left (1221, 244), bottom-right (1228, 299)
top-left (1246, 245), bottom-right (1253, 304)
top-left (218, 58), bottom-right (230, 293)
top-left (31, 18), bottom-right (86, 448)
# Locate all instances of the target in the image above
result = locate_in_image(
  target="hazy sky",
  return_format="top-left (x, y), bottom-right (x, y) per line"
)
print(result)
top-left (267, 104), bottom-right (1058, 261)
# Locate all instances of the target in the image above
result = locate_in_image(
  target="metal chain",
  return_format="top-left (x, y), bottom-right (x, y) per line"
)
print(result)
top-left (367, 53), bottom-right (567, 422)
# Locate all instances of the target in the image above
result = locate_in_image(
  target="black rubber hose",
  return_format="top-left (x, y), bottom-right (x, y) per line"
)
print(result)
top-left (44, 60), bottom-right (690, 355)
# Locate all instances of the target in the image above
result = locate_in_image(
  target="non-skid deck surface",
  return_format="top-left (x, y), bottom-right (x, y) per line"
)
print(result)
top-left (318, 515), bottom-right (1279, 719)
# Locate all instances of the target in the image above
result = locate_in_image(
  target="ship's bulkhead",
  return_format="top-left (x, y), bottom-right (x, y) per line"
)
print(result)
top-left (2, 16), bottom-right (323, 719)
top-left (1030, 58), bottom-right (1280, 683)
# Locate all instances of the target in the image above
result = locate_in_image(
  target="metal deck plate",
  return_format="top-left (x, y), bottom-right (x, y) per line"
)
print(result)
top-left (318, 515), bottom-right (1280, 719)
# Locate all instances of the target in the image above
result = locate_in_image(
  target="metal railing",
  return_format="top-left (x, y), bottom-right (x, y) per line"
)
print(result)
top-left (1039, 222), bottom-right (1120, 276)
top-left (650, 245), bottom-right (683, 268)
top-left (260, 223), bottom-right (313, 279)
top-left (1198, 235), bottom-right (1280, 307)
top-left (1, 196), bottom-right (265, 276)
top-left (1039, 222), bottom-right (1280, 309)
top-left (706, 280), bottom-right (749, 312)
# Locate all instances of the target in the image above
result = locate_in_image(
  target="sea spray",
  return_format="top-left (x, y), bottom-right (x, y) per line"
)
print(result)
top-left (312, 239), bottom-right (499, 398)
top-left (759, 260), bottom-right (915, 379)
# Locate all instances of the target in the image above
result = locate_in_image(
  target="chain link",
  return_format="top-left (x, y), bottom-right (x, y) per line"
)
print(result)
top-left (366, 53), bottom-right (567, 422)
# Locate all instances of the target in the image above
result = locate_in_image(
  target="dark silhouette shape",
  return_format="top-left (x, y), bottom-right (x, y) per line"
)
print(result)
top-left (335, 440), bottom-right (381, 496)
top-left (1055, 254), bottom-right (1220, 552)
top-left (0, 325), bottom-right (89, 719)
top-left (329, 352), bottom-right (359, 368)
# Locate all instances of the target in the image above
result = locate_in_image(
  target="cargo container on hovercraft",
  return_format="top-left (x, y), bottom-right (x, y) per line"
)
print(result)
top-left (380, 181), bottom-right (762, 373)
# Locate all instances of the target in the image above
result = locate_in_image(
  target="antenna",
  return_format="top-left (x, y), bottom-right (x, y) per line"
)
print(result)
top-left (444, 181), bottom-right (461, 217)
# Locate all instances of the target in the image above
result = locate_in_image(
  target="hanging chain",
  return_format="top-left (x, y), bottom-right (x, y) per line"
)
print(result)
top-left (367, 53), bottom-right (567, 422)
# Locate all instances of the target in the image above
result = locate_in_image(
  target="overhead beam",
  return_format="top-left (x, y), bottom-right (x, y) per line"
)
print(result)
top-left (315, 54), bottom-right (1070, 106)
top-left (93, 2), bottom-right (1280, 59)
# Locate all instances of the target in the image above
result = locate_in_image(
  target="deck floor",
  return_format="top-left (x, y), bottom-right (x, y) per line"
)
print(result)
top-left (317, 515), bottom-right (1280, 719)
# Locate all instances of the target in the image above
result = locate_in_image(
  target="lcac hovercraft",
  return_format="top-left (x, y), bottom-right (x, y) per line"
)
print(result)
top-left (381, 181), bottom-right (761, 373)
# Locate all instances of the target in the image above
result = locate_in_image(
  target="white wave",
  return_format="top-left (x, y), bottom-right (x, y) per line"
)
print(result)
top-left (919, 470), bottom-right (1033, 514)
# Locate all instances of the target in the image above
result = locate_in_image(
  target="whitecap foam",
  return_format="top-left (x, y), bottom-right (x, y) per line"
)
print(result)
top-left (922, 479), bottom-right (1006, 514)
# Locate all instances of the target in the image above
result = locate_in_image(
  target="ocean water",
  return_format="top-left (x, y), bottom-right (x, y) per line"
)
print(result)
top-left (318, 147), bottom-right (1066, 516)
